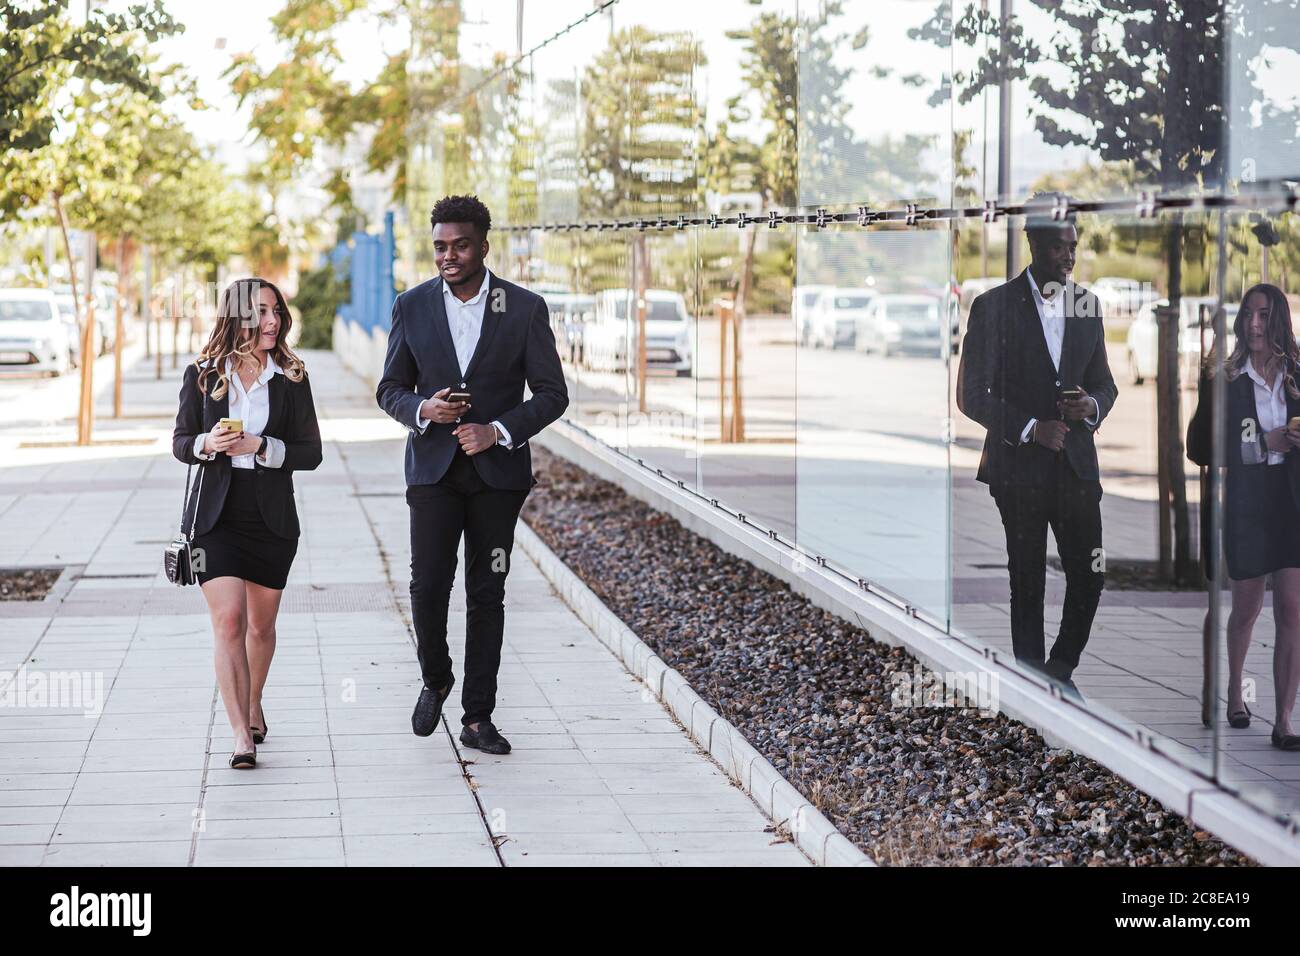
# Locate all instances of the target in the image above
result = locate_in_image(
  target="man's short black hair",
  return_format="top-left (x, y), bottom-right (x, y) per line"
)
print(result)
top-left (430, 194), bottom-right (492, 240)
top-left (1023, 190), bottom-right (1077, 244)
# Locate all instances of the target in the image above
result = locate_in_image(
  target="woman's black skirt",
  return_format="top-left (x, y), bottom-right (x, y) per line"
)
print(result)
top-left (193, 470), bottom-right (298, 591)
top-left (1223, 462), bottom-right (1300, 581)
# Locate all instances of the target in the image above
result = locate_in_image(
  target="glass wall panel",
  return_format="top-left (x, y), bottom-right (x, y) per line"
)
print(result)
top-left (798, 1), bottom-right (952, 209)
top-left (796, 222), bottom-right (952, 622)
top-left (1210, 202), bottom-right (1300, 820)
top-left (624, 227), bottom-right (700, 488)
top-left (573, 232), bottom-right (634, 452)
top-left (950, 208), bottom-right (1221, 775)
top-left (690, 0), bottom-right (798, 536)
top-left (951, 0), bottom-right (1229, 205)
top-left (1226, 0), bottom-right (1300, 190)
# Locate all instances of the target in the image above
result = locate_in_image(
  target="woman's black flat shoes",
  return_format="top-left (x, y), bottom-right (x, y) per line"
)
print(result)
top-left (1271, 728), bottom-right (1300, 751)
top-left (251, 714), bottom-right (268, 745)
top-left (1227, 706), bottom-right (1252, 729)
top-left (229, 750), bottom-right (257, 769)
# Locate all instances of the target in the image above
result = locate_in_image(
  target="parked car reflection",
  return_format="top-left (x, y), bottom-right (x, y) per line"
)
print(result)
top-left (582, 288), bottom-right (693, 377)
top-left (855, 293), bottom-right (946, 358)
top-left (1124, 296), bottom-right (1241, 385)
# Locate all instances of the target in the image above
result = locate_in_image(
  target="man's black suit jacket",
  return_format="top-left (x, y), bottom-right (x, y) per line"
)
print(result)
top-left (171, 363), bottom-right (324, 539)
top-left (957, 269), bottom-right (1118, 490)
top-left (375, 271), bottom-right (569, 489)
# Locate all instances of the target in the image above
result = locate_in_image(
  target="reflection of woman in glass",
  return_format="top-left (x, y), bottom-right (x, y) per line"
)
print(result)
top-left (1188, 284), bottom-right (1300, 750)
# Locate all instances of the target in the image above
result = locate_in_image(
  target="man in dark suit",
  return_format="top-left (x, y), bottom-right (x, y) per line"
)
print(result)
top-left (956, 201), bottom-right (1118, 695)
top-left (377, 194), bottom-right (568, 754)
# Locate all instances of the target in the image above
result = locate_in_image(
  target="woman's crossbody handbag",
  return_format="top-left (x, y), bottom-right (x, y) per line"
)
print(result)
top-left (164, 390), bottom-right (208, 586)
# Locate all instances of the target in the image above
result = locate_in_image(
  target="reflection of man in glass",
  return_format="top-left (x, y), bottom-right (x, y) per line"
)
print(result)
top-left (956, 199), bottom-right (1118, 697)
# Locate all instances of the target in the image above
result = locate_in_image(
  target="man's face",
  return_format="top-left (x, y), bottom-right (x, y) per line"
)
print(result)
top-left (432, 222), bottom-right (488, 287)
top-left (1029, 224), bottom-right (1078, 289)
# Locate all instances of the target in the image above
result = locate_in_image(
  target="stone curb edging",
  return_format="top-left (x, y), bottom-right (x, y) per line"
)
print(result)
top-left (515, 520), bottom-right (875, 868)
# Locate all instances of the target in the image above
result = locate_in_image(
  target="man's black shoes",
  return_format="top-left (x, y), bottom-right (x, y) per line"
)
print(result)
top-left (412, 678), bottom-right (455, 737)
top-left (460, 721), bottom-right (511, 755)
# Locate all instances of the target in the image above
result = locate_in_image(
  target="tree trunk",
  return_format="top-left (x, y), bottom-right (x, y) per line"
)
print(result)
top-left (728, 225), bottom-right (757, 443)
top-left (1157, 213), bottom-right (1194, 585)
top-left (113, 238), bottom-right (125, 418)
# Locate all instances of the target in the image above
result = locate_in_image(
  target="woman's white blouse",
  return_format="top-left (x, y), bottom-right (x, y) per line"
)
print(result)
top-left (1243, 359), bottom-right (1288, 466)
top-left (192, 357), bottom-right (287, 469)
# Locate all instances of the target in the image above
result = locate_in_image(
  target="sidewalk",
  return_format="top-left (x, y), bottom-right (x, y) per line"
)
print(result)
top-left (0, 349), bottom-right (807, 867)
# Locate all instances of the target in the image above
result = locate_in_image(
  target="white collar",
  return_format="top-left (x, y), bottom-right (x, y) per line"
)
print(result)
top-left (224, 353), bottom-right (281, 388)
top-left (1026, 269), bottom-right (1066, 305)
top-left (442, 266), bottom-right (492, 307)
top-left (1244, 356), bottom-right (1283, 393)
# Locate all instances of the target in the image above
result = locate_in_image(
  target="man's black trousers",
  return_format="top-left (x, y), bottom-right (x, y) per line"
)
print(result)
top-left (992, 457), bottom-right (1104, 679)
top-left (406, 449), bottom-right (529, 726)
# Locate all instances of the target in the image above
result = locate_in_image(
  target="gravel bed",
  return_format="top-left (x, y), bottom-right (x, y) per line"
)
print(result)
top-left (0, 567), bottom-right (60, 601)
top-left (521, 446), bottom-right (1252, 866)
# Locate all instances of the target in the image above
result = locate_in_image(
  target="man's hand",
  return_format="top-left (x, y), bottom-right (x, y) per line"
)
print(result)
top-left (1032, 419), bottom-right (1069, 452)
top-left (453, 422), bottom-right (497, 456)
top-left (204, 424), bottom-right (242, 455)
top-left (1058, 388), bottom-right (1094, 422)
top-left (419, 387), bottom-right (470, 425)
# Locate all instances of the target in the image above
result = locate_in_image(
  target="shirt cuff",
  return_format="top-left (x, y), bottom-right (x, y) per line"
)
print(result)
top-left (1084, 396), bottom-right (1100, 428)
top-left (415, 398), bottom-right (431, 433)
top-left (194, 433), bottom-right (216, 461)
top-left (492, 420), bottom-right (513, 450)
top-left (1020, 418), bottom-right (1037, 444)
top-left (256, 436), bottom-right (286, 469)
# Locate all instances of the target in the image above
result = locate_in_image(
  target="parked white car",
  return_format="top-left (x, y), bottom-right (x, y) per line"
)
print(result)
top-left (582, 289), bottom-right (693, 376)
top-left (0, 289), bottom-right (73, 376)
top-left (807, 287), bottom-right (876, 349)
top-left (855, 293), bottom-right (946, 358)
top-left (1092, 276), bottom-right (1159, 320)
top-left (1124, 297), bottom-right (1241, 385)
top-left (793, 284), bottom-right (835, 347)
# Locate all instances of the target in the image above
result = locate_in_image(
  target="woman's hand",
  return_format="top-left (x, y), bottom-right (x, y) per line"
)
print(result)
top-left (1265, 425), bottom-right (1293, 454)
top-left (1287, 422), bottom-right (1300, 451)
top-left (205, 424), bottom-right (242, 455)
top-left (224, 432), bottom-right (263, 457)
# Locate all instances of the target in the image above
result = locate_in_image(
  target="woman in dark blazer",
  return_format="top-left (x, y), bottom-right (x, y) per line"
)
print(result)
top-left (172, 278), bottom-right (322, 768)
top-left (1188, 283), bottom-right (1300, 749)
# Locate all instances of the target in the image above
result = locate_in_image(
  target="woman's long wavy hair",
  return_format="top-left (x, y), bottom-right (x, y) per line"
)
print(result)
top-left (194, 278), bottom-right (305, 400)
top-left (1205, 283), bottom-right (1298, 399)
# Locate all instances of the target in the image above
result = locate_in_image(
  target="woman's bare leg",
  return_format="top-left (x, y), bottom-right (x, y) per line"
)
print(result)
top-left (1272, 568), bottom-right (1300, 736)
top-left (1226, 576), bottom-right (1266, 717)
top-left (245, 581), bottom-right (284, 733)
top-left (201, 576), bottom-right (256, 754)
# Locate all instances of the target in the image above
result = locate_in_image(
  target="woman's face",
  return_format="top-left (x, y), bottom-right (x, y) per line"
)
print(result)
top-left (253, 287), bottom-right (280, 352)
top-left (1244, 290), bottom-right (1272, 354)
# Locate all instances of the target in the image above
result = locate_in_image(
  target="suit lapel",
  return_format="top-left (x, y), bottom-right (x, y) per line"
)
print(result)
top-left (1016, 270), bottom-right (1056, 376)
top-left (264, 373), bottom-right (285, 438)
top-left (429, 278), bottom-right (461, 380)
top-left (461, 272), bottom-right (503, 381)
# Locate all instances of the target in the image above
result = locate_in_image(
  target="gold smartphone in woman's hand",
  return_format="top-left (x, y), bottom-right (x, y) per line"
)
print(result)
top-left (219, 417), bottom-right (243, 432)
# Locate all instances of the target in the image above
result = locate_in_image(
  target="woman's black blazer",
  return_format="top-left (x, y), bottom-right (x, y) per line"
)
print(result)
top-left (1187, 361), bottom-right (1300, 570)
top-left (171, 362), bottom-right (323, 539)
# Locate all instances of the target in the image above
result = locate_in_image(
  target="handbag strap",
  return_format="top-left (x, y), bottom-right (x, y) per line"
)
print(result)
top-left (180, 384), bottom-right (209, 541)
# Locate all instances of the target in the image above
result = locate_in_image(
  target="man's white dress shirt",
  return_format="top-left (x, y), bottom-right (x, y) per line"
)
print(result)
top-left (1020, 270), bottom-right (1100, 444)
top-left (414, 266), bottom-right (513, 449)
top-left (193, 355), bottom-right (286, 468)
top-left (1243, 357), bottom-right (1288, 466)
